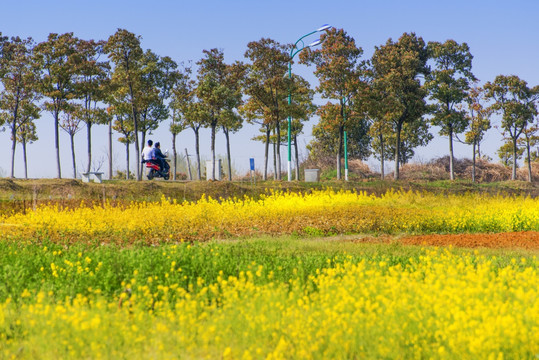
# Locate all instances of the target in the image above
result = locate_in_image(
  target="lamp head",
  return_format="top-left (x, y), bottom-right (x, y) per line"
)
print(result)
top-left (317, 24), bottom-right (331, 32)
top-left (308, 39), bottom-right (322, 47)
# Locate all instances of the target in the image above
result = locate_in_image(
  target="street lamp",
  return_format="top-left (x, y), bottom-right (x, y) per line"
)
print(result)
top-left (343, 96), bottom-right (349, 181)
top-left (287, 24), bottom-right (330, 181)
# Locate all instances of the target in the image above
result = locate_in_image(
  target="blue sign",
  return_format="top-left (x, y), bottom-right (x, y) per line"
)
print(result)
top-left (249, 158), bottom-right (255, 171)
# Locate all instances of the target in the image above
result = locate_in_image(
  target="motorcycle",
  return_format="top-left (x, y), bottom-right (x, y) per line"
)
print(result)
top-left (143, 150), bottom-right (170, 180)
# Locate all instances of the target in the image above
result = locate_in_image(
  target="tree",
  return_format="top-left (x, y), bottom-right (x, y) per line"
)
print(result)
top-left (0, 32), bottom-right (9, 75)
top-left (220, 62), bottom-right (246, 181)
top-left (168, 63), bottom-right (192, 180)
top-left (426, 40), bottom-right (477, 180)
top-left (136, 51), bottom-right (181, 178)
top-left (365, 80), bottom-right (394, 179)
top-left (196, 49), bottom-right (243, 180)
top-left (169, 103), bottom-right (186, 181)
top-left (111, 104), bottom-right (135, 180)
top-left (137, 50), bottom-right (161, 156)
top-left (386, 120), bottom-right (433, 166)
top-left (300, 28), bottom-right (365, 180)
top-left (0, 36), bottom-right (41, 178)
top-left (521, 122), bottom-right (538, 181)
top-left (105, 29), bottom-right (144, 180)
top-left (287, 75), bottom-right (315, 180)
top-left (73, 38), bottom-right (110, 174)
top-left (153, 56), bottom-right (182, 176)
top-left (170, 65), bottom-right (208, 180)
top-left (220, 109), bottom-right (242, 181)
top-left (370, 33), bottom-right (430, 180)
top-left (484, 75), bottom-right (538, 180)
top-left (242, 38), bottom-right (302, 180)
top-left (15, 113), bottom-right (38, 179)
top-left (498, 140), bottom-right (523, 168)
top-left (60, 105), bottom-right (83, 178)
top-left (33, 32), bottom-right (80, 178)
top-left (464, 86), bottom-right (492, 182)
top-left (308, 101), bottom-right (370, 164)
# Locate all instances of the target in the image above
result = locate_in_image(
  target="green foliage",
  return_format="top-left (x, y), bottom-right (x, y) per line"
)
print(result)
top-left (0, 36), bottom-right (41, 178)
top-left (104, 29), bottom-right (145, 179)
top-left (497, 141), bottom-right (524, 167)
top-left (300, 28), bottom-right (366, 178)
top-left (484, 75), bottom-right (539, 179)
top-left (425, 39), bottom-right (476, 179)
top-left (0, 237), bottom-right (536, 304)
top-left (195, 48), bottom-right (244, 180)
top-left (33, 32), bottom-right (81, 178)
top-left (370, 33), bottom-right (430, 179)
top-left (308, 102), bottom-right (371, 160)
top-left (241, 38), bottom-right (290, 128)
top-left (465, 86), bottom-right (492, 149)
top-left (137, 50), bottom-right (179, 143)
top-left (242, 38), bottom-right (314, 179)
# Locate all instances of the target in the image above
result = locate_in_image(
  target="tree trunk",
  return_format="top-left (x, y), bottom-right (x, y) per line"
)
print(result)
top-left (10, 90), bottom-right (20, 178)
top-left (185, 148), bottom-right (192, 181)
top-left (194, 128), bottom-right (201, 180)
top-left (264, 127), bottom-right (270, 181)
top-left (22, 138), bottom-right (28, 179)
top-left (380, 133), bottom-right (385, 180)
top-left (128, 79), bottom-right (140, 180)
top-left (223, 127), bottom-right (232, 181)
top-left (512, 137), bottom-right (517, 180)
top-left (70, 133), bottom-right (77, 179)
top-left (394, 121), bottom-right (402, 180)
top-left (526, 137), bottom-right (532, 182)
top-left (139, 131), bottom-right (146, 180)
top-left (54, 109), bottom-right (62, 179)
top-left (172, 133), bottom-right (177, 181)
top-left (449, 126), bottom-right (455, 181)
top-left (336, 125), bottom-right (343, 180)
top-left (141, 130), bottom-right (146, 151)
top-left (125, 142), bottom-right (130, 180)
top-left (86, 122), bottom-right (92, 173)
top-left (273, 130), bottom-right (277, 180)
top-left (10, 120), bottom-right (16, 179)
top-left (294, 134), bottom-right (299, 181)
top-left (472, 141), bottom-right (476, 183)
top-left (108, 119), bottom-right (113, 180)
top-left (211, 121), bottom-right (217, 180)
top-left (276, 120), bottom-right (281, 180)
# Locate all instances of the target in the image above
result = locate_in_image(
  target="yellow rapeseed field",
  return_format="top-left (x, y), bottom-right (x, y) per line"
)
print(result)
top-left (1, 249), bottom-right (537, 359)
top-left (1, 189), bottom-right (538, 242)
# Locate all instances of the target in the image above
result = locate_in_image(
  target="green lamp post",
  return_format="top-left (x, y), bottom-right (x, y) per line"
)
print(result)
top-left (287, 24), bottom-right (331, 181)
top-left (343, 96), bottom-right (349, 181)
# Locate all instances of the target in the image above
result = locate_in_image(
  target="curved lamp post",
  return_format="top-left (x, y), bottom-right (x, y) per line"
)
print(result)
top-left (287, 24), bottom-right (331, 181)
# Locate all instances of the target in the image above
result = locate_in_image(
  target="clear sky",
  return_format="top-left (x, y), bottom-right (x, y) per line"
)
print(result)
top-left (2, 0), bottom-right (539, 178)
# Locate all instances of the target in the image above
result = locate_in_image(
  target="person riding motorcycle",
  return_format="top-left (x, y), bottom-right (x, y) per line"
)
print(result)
top-left (154, 142), bottom-right (170, 174)
top-left (141, 139), bottom-right (156, 165)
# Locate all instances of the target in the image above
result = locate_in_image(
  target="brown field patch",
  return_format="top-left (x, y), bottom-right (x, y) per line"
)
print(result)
top-left (394, 232), bottom-right (539, 250)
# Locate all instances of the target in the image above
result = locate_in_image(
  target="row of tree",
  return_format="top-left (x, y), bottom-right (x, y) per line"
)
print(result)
top-left (305, 29), bottom-right (538, 182)
top-left (1, 28), bottom-right (538, 182)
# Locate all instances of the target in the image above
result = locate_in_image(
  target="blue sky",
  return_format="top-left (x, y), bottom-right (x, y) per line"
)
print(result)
top-left (2, 0), bottom-right (539, 178)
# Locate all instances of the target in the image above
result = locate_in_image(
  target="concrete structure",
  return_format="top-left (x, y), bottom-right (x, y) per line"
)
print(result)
top-left (81, 172), bottom-right (104, 183)
top-left (304, 169), bottom-right (320, 182)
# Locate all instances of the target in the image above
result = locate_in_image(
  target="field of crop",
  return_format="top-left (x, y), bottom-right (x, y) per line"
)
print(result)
top-left (1, 188), bottom-right (538, 359)
top-left (1, 189), bottom-right (539, 243)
